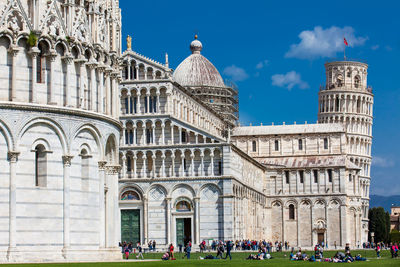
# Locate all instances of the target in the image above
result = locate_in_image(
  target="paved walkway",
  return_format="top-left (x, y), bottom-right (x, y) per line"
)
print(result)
top-left (3, 259), bottom-right (160, 264)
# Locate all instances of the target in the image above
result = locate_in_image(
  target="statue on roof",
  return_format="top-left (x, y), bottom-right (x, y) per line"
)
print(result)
top-left (127, 35), bottom-right (132, 50)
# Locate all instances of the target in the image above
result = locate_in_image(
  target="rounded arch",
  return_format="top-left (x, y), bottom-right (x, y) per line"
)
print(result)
top-left (31, 138), bottom-right (51, 152)
top-left (119, 185), bottom-right (144, 201)
top-left (105, 133), bottom-right (117, 164)
top-left (0, 119), bottom-right (14, 151)
top-left (18, 118), bottom-right (67, 154)
top-left (146, 183), bottom-right (168, 196)
top-left (285, 199), bottom-right (298, 208)
top-left (73, 123), bottom-right (104, 158)
top-left (271, 199), bottom-right (284, 207)
top-left (170, 183), bottom-right (195, 198)
top-left (198, 183), bottom-right (222, 198)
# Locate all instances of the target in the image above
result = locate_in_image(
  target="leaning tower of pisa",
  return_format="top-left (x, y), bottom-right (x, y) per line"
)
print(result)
top-left (318, 60), bottom-right (374, 243)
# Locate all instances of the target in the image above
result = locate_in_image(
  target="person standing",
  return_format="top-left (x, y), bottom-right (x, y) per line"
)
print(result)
top-left (136, 243), bottom-right (144, 259)
top-left (376, 243), bottom-right (381, 258)
top-left (153, 240), bottom-right (156, 251)
top-left (169, 243), bottom-right (175, 260)
top-left (183, 242), bottom-right (191, 259)
top-left (224, 240), bottom-right (232, 260)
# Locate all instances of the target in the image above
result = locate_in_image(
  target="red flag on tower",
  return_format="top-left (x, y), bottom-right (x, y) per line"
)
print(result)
top-left (344, 37), bottom-right (349, 46)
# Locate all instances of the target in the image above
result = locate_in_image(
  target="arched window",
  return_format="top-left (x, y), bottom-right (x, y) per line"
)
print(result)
top-left (354, 76), bottom-right (360, 88)
top-left (176, 200), bottom-right (191, 212)
top-left (252, 141), bottom-right (257, 152)
top-left (127, 156), bottom-right (132, 172)
top-left (289, 204), bottom-right (295, 220)
top-left (35, 144), bottom-right (47, 187)
top-left (337, 75), bottom-right (343, 87)
top-left (80, 149), bottom-right (90, 191)
top-left (121, 190), bottom-right (140, 201)
top-left (298, 139), bottom-right (303, 150)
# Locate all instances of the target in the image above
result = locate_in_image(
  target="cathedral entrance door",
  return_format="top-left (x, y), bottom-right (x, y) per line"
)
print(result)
top-left (176, 218), bottom-right (192, 246)
top-left (121, 209), bottom-right (141, 246)
top-left (317, 232), bottom-right (324, 245)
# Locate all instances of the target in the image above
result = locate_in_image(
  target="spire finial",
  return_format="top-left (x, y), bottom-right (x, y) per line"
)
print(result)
top-left (194, 34), bottom-right (198, 40)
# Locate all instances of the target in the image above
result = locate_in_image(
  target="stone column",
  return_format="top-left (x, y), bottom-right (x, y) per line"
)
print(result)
top-left (171, 152), bottom-right (175, 177)
top-left (127, 61), bottom-right (131, 80)
top-left (133, 153), bottom-right (137, 178)
top-left (171, 124), bottom-right (174, 144)
top-left (142, 125), bottom-right (146, 145)
top-left (133, 125), bottom-right (137, 145)
top-left (62, 54), bottom-right (73, 107)
top-left (200, 151), bottom-right (204, 176)
top-left (194, 197), bottom-right (200, 244)
top-left (29, 47), bottom-right (40, 103)
top-left (210, 152), bottom-right (214, 177)
top-left (8, 46), bottom-right (19, 102)
top-left (98, 161), bottom-right (107, 248)
top-left (7, 151), bottom-right (19, 258)
top-left (195, 134), bottom-right (199, 144)
top-left (156, 91), bottom-right (160, 113)
top-left (161, 123), bottom-right (165, 145)
top-left (143, 196), bottom-right (148, 244)
top-left (166, 197), bottom-right (172, 244)
top-left (105, 165), bottom-right (121, 248)
top-left (135, 65), bottom-right (139, 80)
top-left (137, 91), bottom-right (141, 114)
top-left (104, 68), bottom-right (112, 115)
top-left (151, 125), bottom-right (155, 145)
top-left (121, 154), bottom-right (126, 178)
top-left (97, 65), bottom-right (105, 113)
top-left (126, 93), bottom-right (131, 114)
top-left (181, 154), bottom-right (185, 177)
top-left (151, 154), bottom-right (156, 178)
top-left (62, 155), bottom-right (73, 256)
top-left (190, 152), bottom-right (194, 176)
top-left (87, 62), bottom-right (98, 111)
top-left (325, 205), bottom-right (329, 247)
top-left (146, 93), bottom-right (150, 113)
top-left (161, 152), bottom-right (166, 178)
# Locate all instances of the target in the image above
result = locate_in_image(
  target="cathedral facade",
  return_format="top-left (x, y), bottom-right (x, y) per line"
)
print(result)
top-left (0, 0), bottom-right (373, 263)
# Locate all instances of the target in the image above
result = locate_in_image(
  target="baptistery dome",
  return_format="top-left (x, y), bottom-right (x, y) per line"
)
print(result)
top-left (173, 35), bottom-right (225, 88)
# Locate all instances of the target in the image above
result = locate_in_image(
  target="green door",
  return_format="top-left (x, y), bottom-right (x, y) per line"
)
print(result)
top-left (176, 218), bottom-right (184, 246)
top-left (121, 209), bottom-right (140, 246)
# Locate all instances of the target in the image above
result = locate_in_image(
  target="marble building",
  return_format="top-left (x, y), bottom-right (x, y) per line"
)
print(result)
top-left (0, 0), bottom-right (373, 263)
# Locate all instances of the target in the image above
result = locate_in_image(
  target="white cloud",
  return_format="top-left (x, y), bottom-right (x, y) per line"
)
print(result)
top-left (271, 71), bottom-right (309, 90)
top-left (285, 26), bottom-right (367, 59)
top-left (223, 65), bottom-right (248, 82)
top-left (256, 60), bottom-right (269, 69)
top-left (371, 45), bottom-right (379, 50)
top-left (372, 156), bottom-right (395, 168)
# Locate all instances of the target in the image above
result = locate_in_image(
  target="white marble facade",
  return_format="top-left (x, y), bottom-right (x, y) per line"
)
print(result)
top-left (0, 0), bottom-right (374, 263)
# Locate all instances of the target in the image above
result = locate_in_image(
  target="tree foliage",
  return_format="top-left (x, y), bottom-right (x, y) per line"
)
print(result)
top-left (390, 229), bottom-right (400, 243)
top-left (368, 207), bottom-right (390, 243)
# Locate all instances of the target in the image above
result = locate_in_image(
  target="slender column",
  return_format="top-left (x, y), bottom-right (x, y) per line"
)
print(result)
top-left (200, 151), bottom-right (204, 176)
top-left (142, 126), bottom-right (146, 145)
top-left (297, 205), bottom-right (300, 247)
top-left (143, 196), bottom-right (148, 244)
top-left (325, 204), bottom-right (329, 247)
top-left (133, 125), bottom-right (137, 145)
top-left (194, 197), bottom-right (200, 244)
top-left (7, 151), bottom-right (19, 258)
top-left (98, 66), bottom-right (105, 113)
top-left (9, 46), bottom-right (19, 102)
top-left (98, 161), bottom-right (107, 248)
top-left (111, 75), bottom-right (118, 116)
top-left (195, 134), bottom-right (199, 144)
top-left (62, 155), bottom-right (73, 255)
top-left (151, 154), bottom-right (156, 178)
top-left (171, 124), bottom-right (174, 144)
top-left (171, 153), bottom-right (175, 177)
top-left (29, 47), bottom-right (40, 103)
top-left (166, 197), bottom-right (171, 244)
top-left (137, 91), bottom-right (141, 114)
top-left (142, 154), bottom-right (147, 178)
top-left (190, 152), bottom-right (194, 176)
top-left (88, 62), bottom-right (97, 111)
top-left (181, 154), bottom-right (185, 177)
top-left (62, 55), bottom-right (73, 107)
top-left (151, 125), bottom-right (155, 145)
top-left (161, 123), bottom-right (165, 145)
top-left (146, 93), bottom-right (150, 113)
top-left (78, 59), bottom-right (87, 108)
top-left (105, 166), bottom-right (121, 248)
top-left (210, 152), bottom-right (214, 177)
top-left (156, 91), bottom-right (160, 113)
top-left (161, 152), bottom-right (166, 177)
top-left (132, 153), bottom-right (138, 178)
top-left (126, 93), bottom-right (131, 114)
top-left (135, 65), bottom-right (139, 80)
top-left (127, 62), bottom-right (131, 80)
top-left (122, 127), bottom-right (126, 145)
top-left (104, 69), bottom-right (112, 115)
top-left (121, 155), bottom-right (126, 178)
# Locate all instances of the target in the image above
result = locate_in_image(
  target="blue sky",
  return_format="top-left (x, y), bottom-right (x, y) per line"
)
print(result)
top-left (120, 0), bottom-right (400, 195)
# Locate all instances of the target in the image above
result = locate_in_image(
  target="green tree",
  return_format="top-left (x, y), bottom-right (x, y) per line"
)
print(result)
top-left (368, 207), bottom-right (390, 243)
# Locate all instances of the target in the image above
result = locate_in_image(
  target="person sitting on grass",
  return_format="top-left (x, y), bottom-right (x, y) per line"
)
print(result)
top-left (162, 252), bottom-right (169, 261)
top-left (344, 251), bottom-right (354, 262)
top-left (355, 254), bottom-right (367, 261)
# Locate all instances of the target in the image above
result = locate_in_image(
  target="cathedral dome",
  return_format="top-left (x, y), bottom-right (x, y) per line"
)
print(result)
top-left (173, 36), bottom-right (225, 88)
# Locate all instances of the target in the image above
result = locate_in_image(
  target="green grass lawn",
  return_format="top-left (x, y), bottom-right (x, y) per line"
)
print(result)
top-left (2, 249), bottom-right (399, 266)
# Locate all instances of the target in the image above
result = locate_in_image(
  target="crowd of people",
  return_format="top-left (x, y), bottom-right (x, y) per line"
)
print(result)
top-left (119, 238), bottom-right (399, 261)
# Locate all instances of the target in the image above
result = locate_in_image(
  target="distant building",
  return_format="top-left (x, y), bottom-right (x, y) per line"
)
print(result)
top-left (391, 207), bottom-right (400, 231)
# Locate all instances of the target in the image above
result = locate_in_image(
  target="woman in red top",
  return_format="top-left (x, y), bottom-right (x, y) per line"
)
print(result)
top-left (169, 243), bottom-right (175, 260)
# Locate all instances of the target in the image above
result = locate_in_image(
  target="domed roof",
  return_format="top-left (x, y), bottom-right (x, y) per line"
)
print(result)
top-left (173, 35), bottom-right (225, 88)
